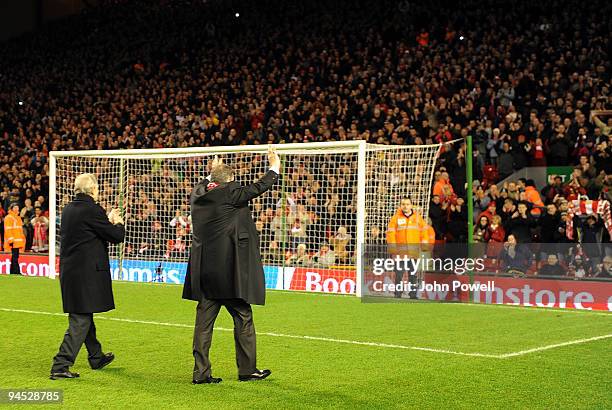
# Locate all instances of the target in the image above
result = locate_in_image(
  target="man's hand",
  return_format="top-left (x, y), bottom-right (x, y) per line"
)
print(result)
top-left (268, 146), bottom-right (280, 170)
top-left (108, 209), bottom-right (124, 225)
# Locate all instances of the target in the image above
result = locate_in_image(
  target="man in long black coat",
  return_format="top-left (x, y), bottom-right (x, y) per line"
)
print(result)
top-left (50, 173), bottom-right (125, 380)
top-left (182, 148), bottom-right (280, 384)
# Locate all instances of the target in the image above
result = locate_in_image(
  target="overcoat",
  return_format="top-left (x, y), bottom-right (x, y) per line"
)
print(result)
top-left (182, 170), bottom-right (278, 305)
top-left (59, 193), bottom-right (125, 313)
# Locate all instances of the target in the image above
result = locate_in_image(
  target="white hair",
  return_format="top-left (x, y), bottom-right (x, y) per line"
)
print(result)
top-left (74, 173), bottom-right (98, 195)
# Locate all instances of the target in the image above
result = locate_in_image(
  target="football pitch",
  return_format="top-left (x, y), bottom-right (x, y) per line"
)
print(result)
top-left (0, 275), bottom-right (610, 409)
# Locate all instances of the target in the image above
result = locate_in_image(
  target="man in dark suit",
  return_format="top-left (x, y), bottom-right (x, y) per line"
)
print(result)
top-left (50, 173), bottom-right (125, 380)
top-left (183, 147), bottom-right (280, 384)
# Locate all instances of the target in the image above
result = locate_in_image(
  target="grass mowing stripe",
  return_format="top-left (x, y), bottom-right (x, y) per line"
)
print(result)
top-left (2, 307), bottom-right (609, 360)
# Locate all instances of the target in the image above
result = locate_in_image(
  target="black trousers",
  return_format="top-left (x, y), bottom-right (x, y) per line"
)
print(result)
top-left (192, 298), bottom-right (256, 380)
top-left (51, 313), bottom-right (104, 372)
top-left (10, 247), bottom-right (20, 275)
top-left (394, 269), bottom-right (418, 299)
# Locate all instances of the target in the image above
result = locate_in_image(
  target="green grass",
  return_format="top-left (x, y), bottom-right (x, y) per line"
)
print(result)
top-left (0, 275), bottom-right (610, 409)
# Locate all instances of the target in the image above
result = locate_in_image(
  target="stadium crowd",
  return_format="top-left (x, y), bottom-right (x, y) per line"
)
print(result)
top-left (0, 0), bottom-right (610, 279)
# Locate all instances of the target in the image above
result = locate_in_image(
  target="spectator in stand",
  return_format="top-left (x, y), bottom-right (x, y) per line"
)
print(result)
top-left (312, 244), bottom-right (336, 268)
top-left (594, 256), bottom-right (612, 279)
top-left (577, 215), bottom-right (604, 263)
top-left (169, 210), bottom-right (189, 232)
top-left (487, 184), bottom-right (504, 213)
top-left (499, 198), bottom-right (517, 226)
top-left (523, 179), bottom-right (544, 216)
top-left (529, 138), bottom-right (547, 167)
top-left (496, 81), bottom-right (515, 108)
top-left (263, 240), bottom-right (284, 264)
top-left (331, 226), bottom-right (351, 264)
top-left (577, 155), bottom-right (597, 180)
top-left (569, 254), bottom-right (592, 279)
top-left (433, 172), bottom-right (454, 199)
top-left (539, 203), bottom-right (563, 258)
top-left (487, 215), bottom-right (505, 258)
top-left (541, 176), bottom-right (565, 205)
top-left (428, 195), bottom-right (445, 240)
top-left (564, 169), bottom-right (588, 200)
top-left (289, 219), bottom-right (307, 250)
top-left (556, 212), bottom-right (573, 249)
top-left (499, 234), bottom-right (532, 276)
top-left (538, 254), bottom-right (566, 278)
top-left (31, 206), bottom-right (49, 252)
top-left (446, 197), bottom-right (467, 242)
top-left (505, 202), bottom-right (535, 243)
top-left (473, 216), bottom-right (490, 243)
top-left (486, 129), bottom-right (501, 165)
top-left (590, 112), bottom-right (612, 137)
top-left (511, 135), bottom-right (530, 172)
top-left (368, 225), bottom-right (385, 246)
top-left (497, 142), bottom-right (515, 180)
top-left (473, 184), bottom-right (491, 221)
top-left (480, 202), bottom-right (498, 224)
top-left (286, 243), bottom-right (311, 266)
top-left (547, 127), bottom-right (572, 166)
top-left (20, 199), bottom-right (35, 221)
top-left (506, 182), bottom-right (520, 202)
top-left (593, 141), bottom-right (612, 175)
top-left (165, 226), bottom-right (187, 259)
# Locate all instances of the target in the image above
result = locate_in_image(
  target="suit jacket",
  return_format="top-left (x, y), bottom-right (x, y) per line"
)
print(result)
top-left (59, 193), bottom-right (125, 313)
top-left (182, 170), bottom-right (278, 305)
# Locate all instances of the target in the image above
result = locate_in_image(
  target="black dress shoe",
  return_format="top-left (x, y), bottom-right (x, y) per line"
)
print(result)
top-left (50, 370), bottom-right (80, 380)
top-left (92, 352), bottom-right (115, 370)
top-left (192, 376), bottom-right (222, 384)
top-left (239, 369), bottom-right (271, 381)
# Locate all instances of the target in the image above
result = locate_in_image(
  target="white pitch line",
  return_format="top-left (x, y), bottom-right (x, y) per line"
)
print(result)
top-left (445, 301), bottom-right (612, 317)
top-left (0, 307), bottom-right (495, 358)
top-left (1, 307), bottom-right (609, 359)
top-left (498, 334), bottom-right (612, 358)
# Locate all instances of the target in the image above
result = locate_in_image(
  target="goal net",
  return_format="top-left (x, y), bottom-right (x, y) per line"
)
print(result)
top-left (49, 141), bottom-right (443, 296)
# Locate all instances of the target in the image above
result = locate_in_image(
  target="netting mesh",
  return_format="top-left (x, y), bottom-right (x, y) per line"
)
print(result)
top-left (52, 143), bottom-right (443, 290)
top-left (364, 144), bottom-right (441, 247)
top-left (55, 156), bottom-right (127, 262)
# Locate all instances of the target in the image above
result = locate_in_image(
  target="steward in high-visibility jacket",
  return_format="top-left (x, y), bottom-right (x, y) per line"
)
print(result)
top-left (4, 205), bottom-right (26, 252)
top-left (386, 201), bottom-right (432, 257)
top-left (386, 198), bottom-right (433, 298)
top-left (4, 203), bottom-right (26, 275)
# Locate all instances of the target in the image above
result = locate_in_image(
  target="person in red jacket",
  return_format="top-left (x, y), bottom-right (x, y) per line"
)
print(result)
top-left (487, 215), bottom-right (506, 258)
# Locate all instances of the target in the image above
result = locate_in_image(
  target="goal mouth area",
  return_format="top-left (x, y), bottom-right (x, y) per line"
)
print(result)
top-left (48, 140), bottom-right (448, 298)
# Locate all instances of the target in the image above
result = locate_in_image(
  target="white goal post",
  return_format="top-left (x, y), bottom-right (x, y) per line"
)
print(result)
top-left (49, 140), bottom-right (444, 297)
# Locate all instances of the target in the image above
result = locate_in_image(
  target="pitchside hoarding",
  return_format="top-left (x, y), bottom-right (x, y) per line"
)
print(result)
top-left (2, 252), bottom-right (611, 311)
top-left (0, 253), bottom-right (53, 277)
